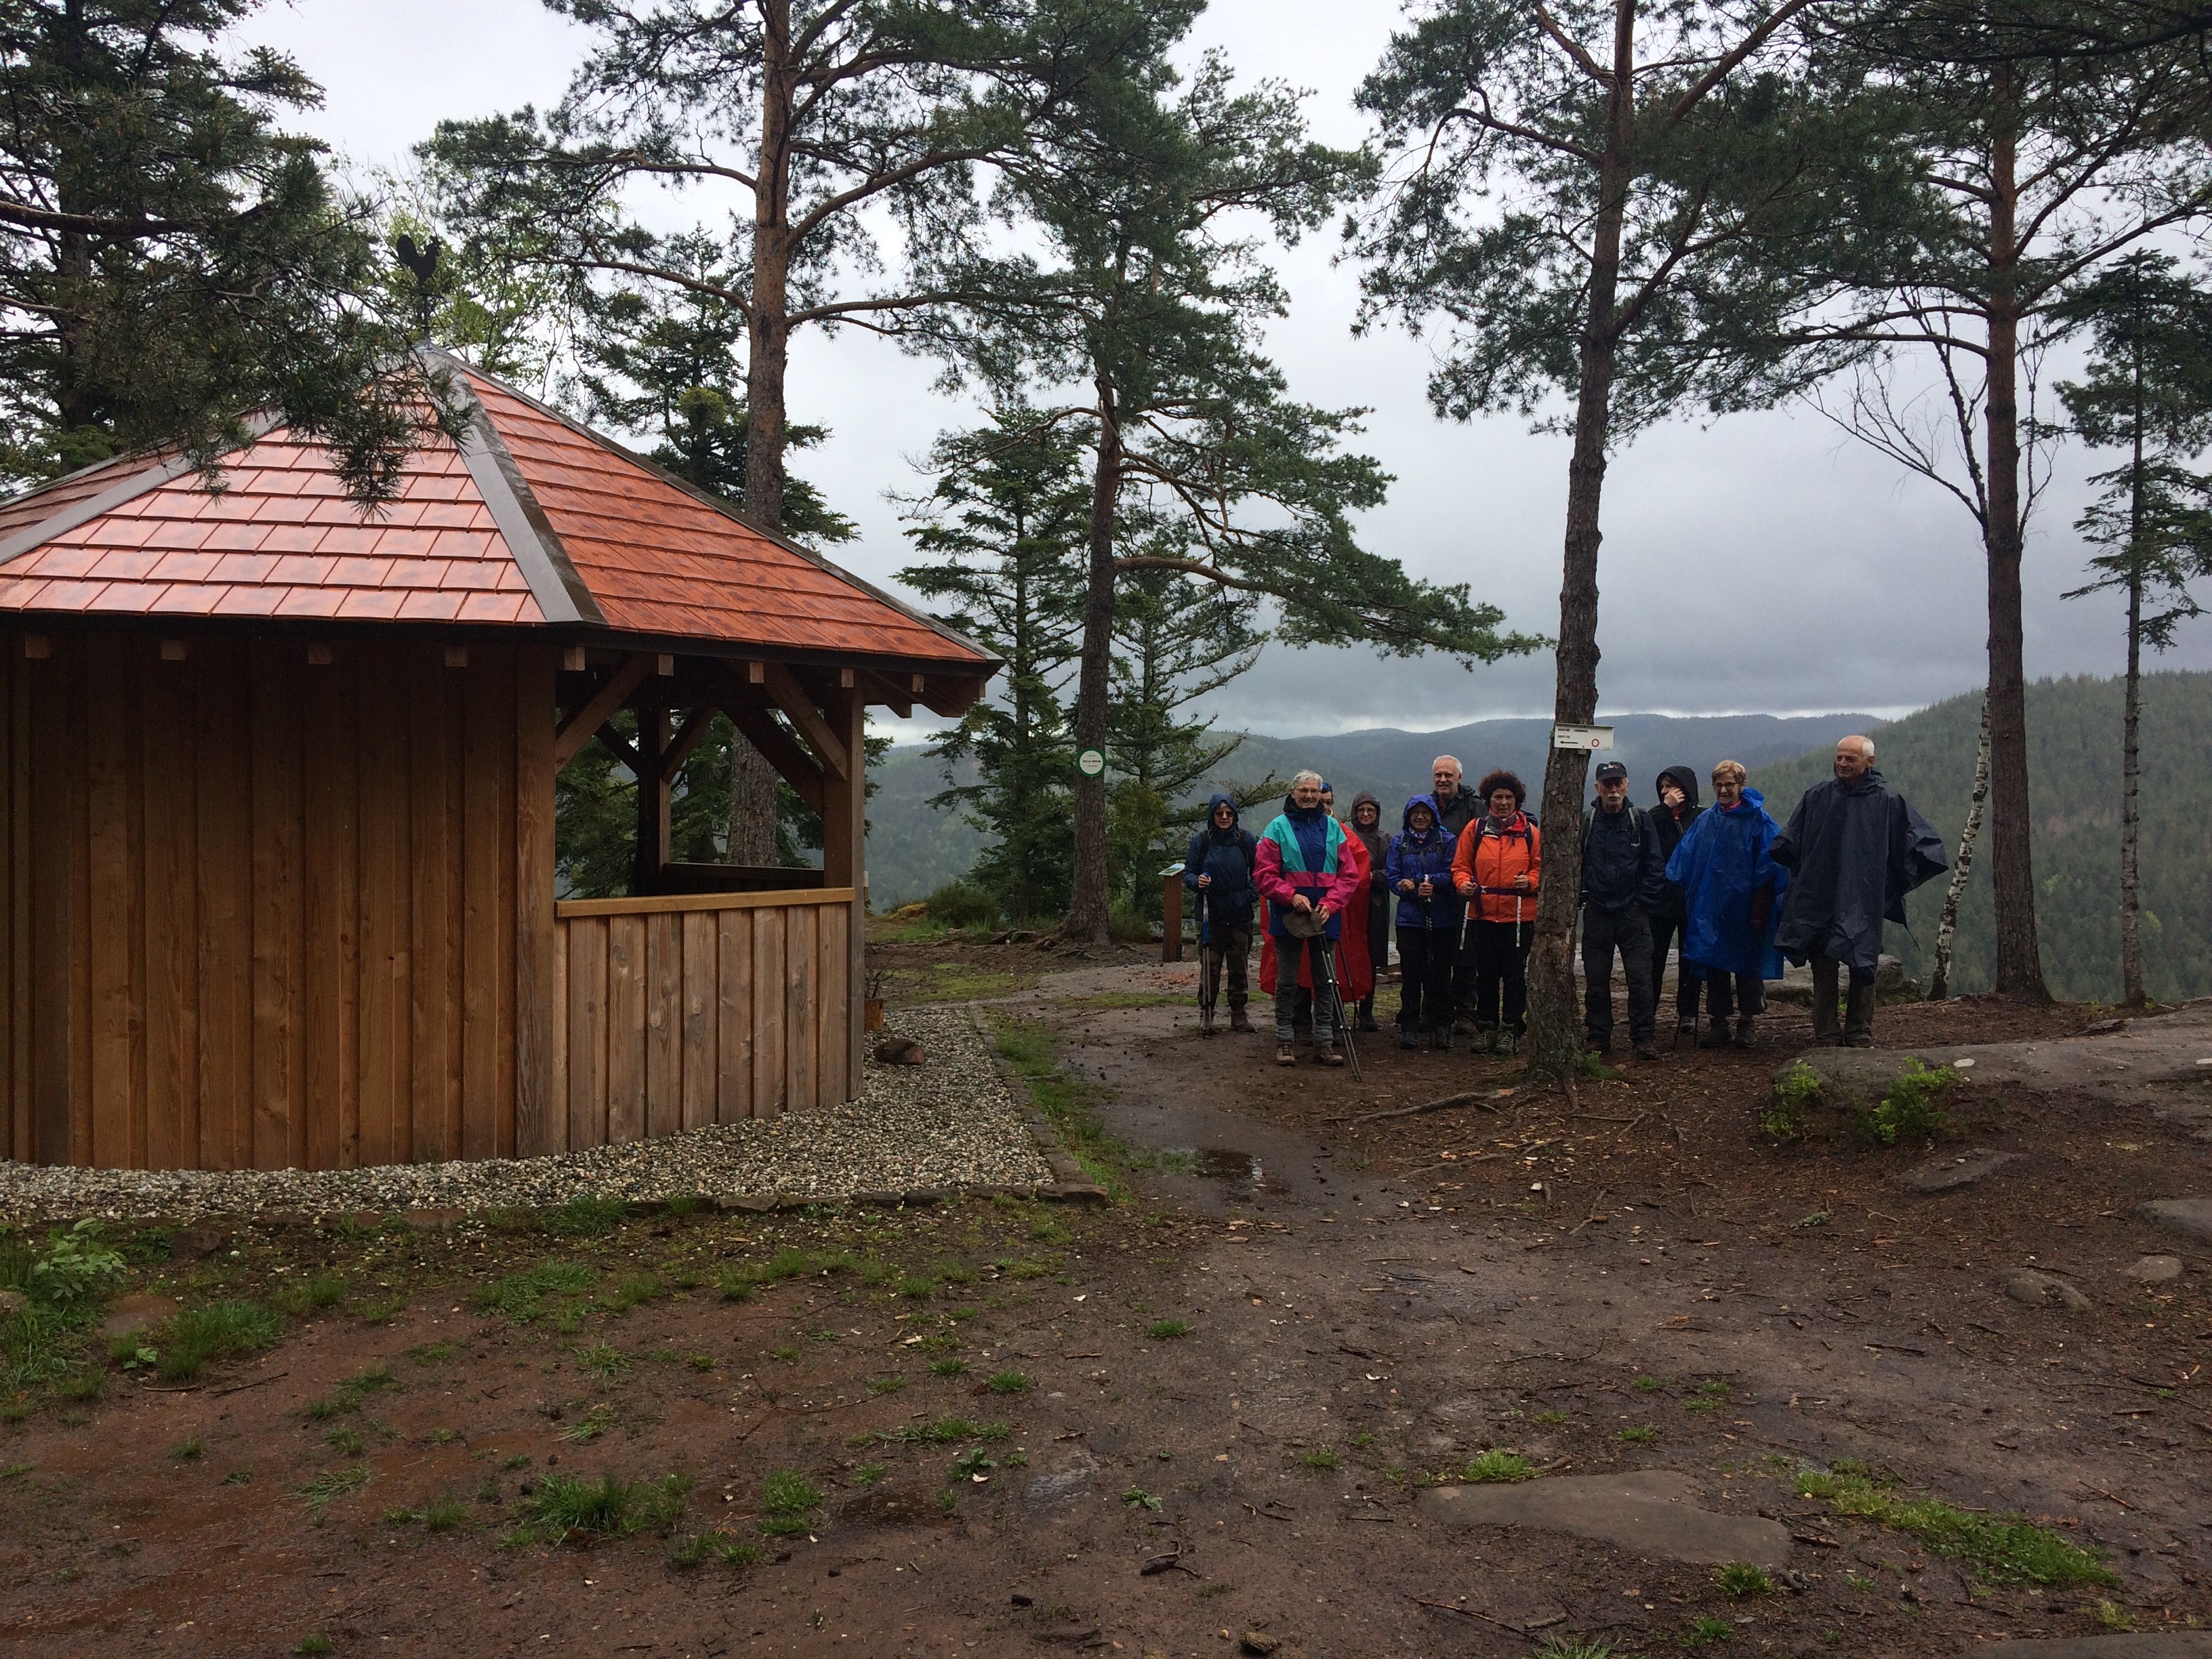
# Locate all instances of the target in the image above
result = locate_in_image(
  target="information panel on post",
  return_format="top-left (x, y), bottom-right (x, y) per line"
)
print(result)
top-left (1553, 723), bottom-right (1616, 752)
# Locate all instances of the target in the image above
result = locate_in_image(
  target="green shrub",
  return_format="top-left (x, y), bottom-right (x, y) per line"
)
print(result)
top-left (1763, 1062), bottom-right (1822, 1142)
top-left (159, 1301), bottom-right (280, 1382)
top-left (28, 1223), bottom-right (125, 1307)
top-left (1855, 1059), bottom-right (1957, 1147)
top-left (924, 880), bottom-right (996, 930)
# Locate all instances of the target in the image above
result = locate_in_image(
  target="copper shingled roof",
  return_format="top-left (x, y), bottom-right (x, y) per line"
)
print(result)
top-left (0, 355), bottom-right (992, 670)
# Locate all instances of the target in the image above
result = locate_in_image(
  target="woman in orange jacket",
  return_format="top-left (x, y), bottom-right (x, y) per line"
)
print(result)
top-left (1451, 769), bottom-right (1540, 1054)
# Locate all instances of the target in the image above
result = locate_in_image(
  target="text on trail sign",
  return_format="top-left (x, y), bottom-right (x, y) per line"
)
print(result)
top-left (1553, 724), bottom-right (1615, 751)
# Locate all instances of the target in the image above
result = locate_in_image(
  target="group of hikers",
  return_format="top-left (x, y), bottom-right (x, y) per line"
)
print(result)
top-left (1181, 739), bottom-right (1949, 1068)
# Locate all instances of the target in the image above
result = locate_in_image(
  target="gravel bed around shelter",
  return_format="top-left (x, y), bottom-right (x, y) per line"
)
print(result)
top-left (0, 1008), bottom-right (1053, 1222)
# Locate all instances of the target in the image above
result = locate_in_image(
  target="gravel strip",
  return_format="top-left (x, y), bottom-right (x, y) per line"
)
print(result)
top-left (0, 1008), bottom-right (1053, 1223)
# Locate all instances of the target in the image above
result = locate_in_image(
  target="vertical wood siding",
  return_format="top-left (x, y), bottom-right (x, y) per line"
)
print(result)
top-left (547, 893), bottom-right (851, 1145)
top-left (0, 634), bottom-right (536, 1170)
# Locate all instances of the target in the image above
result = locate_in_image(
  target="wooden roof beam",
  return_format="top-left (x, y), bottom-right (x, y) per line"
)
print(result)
top-left (554, 652), bottom-right (654, 769)
top-left (760, 660), bottom-right (848, 781)
top-left (707, 662), bottom-right (824, 813)
top-left (919, 674), bottom-right (989, 718)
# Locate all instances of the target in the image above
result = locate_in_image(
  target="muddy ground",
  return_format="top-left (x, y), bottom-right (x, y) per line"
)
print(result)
top-left (3, 947), bottom-right (2210, 1659)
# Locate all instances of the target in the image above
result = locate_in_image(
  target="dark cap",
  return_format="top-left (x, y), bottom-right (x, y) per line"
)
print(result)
top-left (1594, 760), bottom-right (1627, 783)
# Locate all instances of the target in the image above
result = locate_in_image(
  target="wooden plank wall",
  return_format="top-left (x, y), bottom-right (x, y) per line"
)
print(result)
top-left (550, 892), bottom-right (853, 1150)
top-left (0, 632), bottom-right (546, 1170)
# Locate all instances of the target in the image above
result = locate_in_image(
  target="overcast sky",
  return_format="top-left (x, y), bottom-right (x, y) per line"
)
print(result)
top-left (235, 0), bottom-right (2212, 737)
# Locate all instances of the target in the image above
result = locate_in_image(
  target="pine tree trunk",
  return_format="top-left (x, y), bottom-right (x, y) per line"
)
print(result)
top-left (2121, 567), bottom-right (2144, 1006)
top-left (1065, 379), bottom-right (1122, 950)
top-left (1525, 0), bottom-right (1637, 1080)
top-left (1980, 66), bottom-right (2050, 1002)
top-left (1928, 697), bottom-right (1989, 1000)
top-left (731, 0), bottom-right (794, 860)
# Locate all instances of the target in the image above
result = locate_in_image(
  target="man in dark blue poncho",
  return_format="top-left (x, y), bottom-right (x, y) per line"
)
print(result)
top-left (1770, 735), bottom-right (1949, 1048)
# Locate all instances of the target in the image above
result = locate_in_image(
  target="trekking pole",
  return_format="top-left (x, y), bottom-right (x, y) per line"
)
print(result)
top-left (1196, 890), bottom-right (1216, 1033)
top-left (1320, 936), bottom-right (1362, 1081)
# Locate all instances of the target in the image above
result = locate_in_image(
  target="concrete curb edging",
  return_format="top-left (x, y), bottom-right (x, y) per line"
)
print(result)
top-left (966, 1006), bottom-right (1112, 1204)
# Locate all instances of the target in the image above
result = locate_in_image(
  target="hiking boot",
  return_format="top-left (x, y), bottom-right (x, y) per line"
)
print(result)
top-left (1275, 1041), bottom-right (1296, 1067)
top-left (1399, 1029), bottom-right (1420, 1050)
top-left (1433, 1029), bottom-right (1453, 1052)
top-left (1584, 1035), bottom-right (1613, 1057)
top-left (1496, 1031), bottom-right (1519, 1058)
top-left (1200, 1017), bottom-right (1218, 1038)
top-left (1358, 1015), bottom-right (1381, 1033)
top-left (1732, 1017), bottom-right (1758, 1049)
top-left (1698, 1020), bottom-right (1732, 1048)
top-left (1229, 1008), bottom-right (1252, 1033)
top-left (1316, 1045), bottom-right (1346, 1067)
top-left (1634, 1041), bottom-right (1660, 1061)
top-left (1843, 1032), bottom-right (1875, 1049)
top-left (1473, 1025), bottom-right (1498, 1055)
top-left (1675, 1017), bottom-right (1699, 1044)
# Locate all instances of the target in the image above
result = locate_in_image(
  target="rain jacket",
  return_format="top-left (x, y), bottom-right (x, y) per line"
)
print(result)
top-left (1578, 797), bottom-right (1666, 911)
top-left (1347, 792), bottom-right (1391, 932)
top-left (1664, 786), bottom-right (1790, 979)
top-left (1452, 811), bottom-right (1542, 925)
top-left (1650, 766), bottom-right (1704, 920)
top-left (1431, 782), bottom-right (1482, 839)
top-left (1385, 794), bottom-right (1462, 930)
top-left (1254, 798), bottom-right (1362, 943)
top-left (1181, 793), bottom-right (1258, 930)
top-left (1771, 769), bottom-right (1948, 975)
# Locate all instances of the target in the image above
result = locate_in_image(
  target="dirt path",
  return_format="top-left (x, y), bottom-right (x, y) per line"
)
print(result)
top-left (3, 959), bottom-right (2208, 1658)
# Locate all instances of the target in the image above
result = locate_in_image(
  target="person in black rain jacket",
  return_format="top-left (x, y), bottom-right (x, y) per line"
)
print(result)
top-left (1183, 794), bottom-right (1258, 1033)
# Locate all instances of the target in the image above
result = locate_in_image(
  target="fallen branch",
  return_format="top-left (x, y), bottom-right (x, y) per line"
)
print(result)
top-left (1410, 1598), bottom-right (1526, 1634)
top-left (1332, 1090), bottom-right (1505, 1126)
top-left (213, 1370), bottom-right (290, 1398)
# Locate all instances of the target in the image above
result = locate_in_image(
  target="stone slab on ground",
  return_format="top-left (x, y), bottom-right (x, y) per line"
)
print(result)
top-left (2127, 1254), bottom-right (2184, 1282)
top-left (2003, 1268), bottom-right (2090, 1311)
top-left (1900, 1146), bottom-right (2019, 1193)
top-left (98, 1292), bottom-right (178, 1338)
top-left (2140, 1198), bottom-right (2212, 1244)
top-left (1785, 1002), bottom-right (2212, 1113)
top-left (1414, 1470), bottom-right (1791, 1568)
top-left (1964, 1634), bottom-right (2212, 1657)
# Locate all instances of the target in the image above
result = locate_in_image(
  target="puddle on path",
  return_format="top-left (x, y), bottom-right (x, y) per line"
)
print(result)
top-left (1185, 1147), bottom-right (1292, 1200)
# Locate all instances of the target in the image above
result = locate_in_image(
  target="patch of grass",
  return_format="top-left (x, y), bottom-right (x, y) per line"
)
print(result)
top-left (508, 1471), bottom-right (692, 1544)
top-left (222, 1468), bottom-right (252, 1486)
top-left (1146, 1319), bottom-right (1190, 1340)
top-left (987, 1370), bottom-right (1030, 1395)
top-left (325, 1425), bottom-right (367, 1456)
top-left (1462, 1450), bottom-right (1536, 1483)
top-left (767, 1344), bottom-right (798, 1364)
top-left (406, 1340), bottom-right (455, 1367)
top-left (1854, 1059), bottom-right (1957, 1147)
top-left (1715, 1563), bottom-right (1773, 1597)
top-left (1303, 1448), bottom-right (1339, 1471)
top-left (762, 1469), bottom-right (823, 1517)
top-left (1632, 1374), bottom-right (1665, 1393)
top-left (537, 1195), bottom-right (630, 1239)
top-left (1532, 1410), bottom-right (1570, 1426)
top-left (865, 1374), bottom-right (905, 1396)
top-left (558, 1404), bottom-right (619, 1443)
top-left (271, 1270), bottom-right (350, 1316)
top-left (853, 1462), bottom-right (886, 1485)
top-left (718, 1247), bottom-right (834, 1303)
top-left (299, 1465), bottom-right (370, 1513)
top-left (1795, 1470), bottom-right (2114, 1586)
top-left (2097, 1599), bottom-right (2135, 1632)
top-left (157, 1300), bottom-right (281, 1382)
top-left (574, 1342), bottom-right (631, 1380)
top-left (1682, 1614), bottom-right (1734, 1646)
top-left (474, 1261), bottom-right (594, 1322)
top-left (1618, 1426), bottom-right (1658, 1446)
top-left (170, 1435), bottom-right (204, 1461)
top-left (991, 1017), bottom-right (1126, 1193)
top-left (865, 1416), bottom-right (1008, 1448)
top-left (1763, 1061), bottom-right (1822, 1141)
top-left (294, 1637), bottom-right (335, 1656)
top-left (387, 1493), bottom-right (469, 1533)
top-left (1534, 1640), bottom-right (1627, 1659)
top-left (895, 1275), bottom-right (937, 1300)
top-left (1350, 1431), bottom-right (1376, 1448)
top-left (928, 1359), bottom-right (968, 1378)
top-left (600, 1272), bottom-right (661, 1314)
top-left (949, 1447), bottom-right (996, 1484)
top-left (1122, 1486), bottom-right (1161, 1511)
top-left (662, 1193), bottom-right (703, 1221)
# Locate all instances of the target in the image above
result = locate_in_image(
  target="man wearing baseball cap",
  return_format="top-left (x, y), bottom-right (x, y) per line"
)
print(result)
top-left (1580, 760), bottom-right (1667, 1059)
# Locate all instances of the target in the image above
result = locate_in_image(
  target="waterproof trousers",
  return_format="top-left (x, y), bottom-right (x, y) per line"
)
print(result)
top-left (1581, 902), bottom-right (1656, 1048)
top-left (1703, 968), bottom-right (1767, 1020)
top-left (1395, 928), bottom-right (1455, 1034)
top-left (1809, 953), bottom-right (1877, 1044)
top-left (1469, 920), bottom-right (1535, 1037)
top-left (1273, 937), bottom-right (1338, 1045)
top-left (1200, 924), bottom-right (1252, 1011)
top-left (1647, 913), bottom-right (1705, 1025)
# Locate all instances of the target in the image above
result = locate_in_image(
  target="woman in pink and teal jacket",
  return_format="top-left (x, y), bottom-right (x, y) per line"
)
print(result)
top-left (1253, 771), bottom-right (1363, 1067)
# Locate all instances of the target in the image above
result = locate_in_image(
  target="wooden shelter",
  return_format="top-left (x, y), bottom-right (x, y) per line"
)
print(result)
top-left (0, 351), bottom-right (994, 1172)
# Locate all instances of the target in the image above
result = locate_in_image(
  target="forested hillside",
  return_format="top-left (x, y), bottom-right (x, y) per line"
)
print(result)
top-left (1749, 673), bottom-right (2212, 1002)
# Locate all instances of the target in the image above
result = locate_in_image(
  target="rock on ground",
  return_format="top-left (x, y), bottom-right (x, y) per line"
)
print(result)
top-left (1414, 1471), bottom-right (1792, 1568)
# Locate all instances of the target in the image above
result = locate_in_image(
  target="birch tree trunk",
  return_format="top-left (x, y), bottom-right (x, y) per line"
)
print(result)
top-left (1928, 696), bottom-right (1990, 999)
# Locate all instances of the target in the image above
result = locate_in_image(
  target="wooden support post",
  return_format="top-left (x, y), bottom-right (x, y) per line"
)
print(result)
top-left (819, 682), bottom-right (866, 1105)
top-left (1162, 872), bottom-right (1183, 964)
top-left (632, 703), bottom-right (672, 897)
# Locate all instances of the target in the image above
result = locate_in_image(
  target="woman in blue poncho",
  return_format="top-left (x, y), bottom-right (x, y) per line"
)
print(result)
top-left (1663, 760), bottom-right (1789, 1050)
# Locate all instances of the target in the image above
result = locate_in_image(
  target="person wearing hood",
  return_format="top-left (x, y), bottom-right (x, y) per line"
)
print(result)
top-left (1386, 794), bottom-right (1460, 1048)
top-left (1664, 760), bottom-right (1789, 1048)
top-left (1450, 769), bottom-right (1541, 1054)
top-left (1578, 760), bottom-right (1667, 1060)
top-left (1648, 765), bottom-right (1708, 1042)
top-left (1771, 734), bottom-right (1948, 1046)
top-left (1254, 771), bottom-right (1364, 1065)
top-left (1345, 791), bottom-right (1391, 1033)
top-left (1183, 793), bottom-right (1258, 1033)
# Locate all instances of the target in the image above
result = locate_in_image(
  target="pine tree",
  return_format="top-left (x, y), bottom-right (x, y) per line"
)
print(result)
top-left (2054, 251), bottom-right (2212, 1005)
top-left (0, 0), bottom-right (451, 501)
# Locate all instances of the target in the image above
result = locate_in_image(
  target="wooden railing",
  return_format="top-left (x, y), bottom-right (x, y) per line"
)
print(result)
top-left (552, 888), bottom-right (855, 1150)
